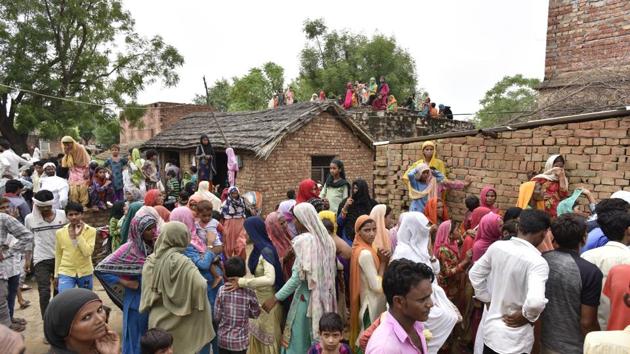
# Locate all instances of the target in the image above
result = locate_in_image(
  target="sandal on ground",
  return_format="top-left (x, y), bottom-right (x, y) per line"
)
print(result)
top-left (19, 300), bottom-right (31, 309)
top-left (9, 322), bottom-right (25, 332)
top-left (12, 317), bottom-right (27, 325)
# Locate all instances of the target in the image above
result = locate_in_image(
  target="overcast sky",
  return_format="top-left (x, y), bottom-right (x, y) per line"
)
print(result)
top-left (124, 0), bottom-right (549, 117)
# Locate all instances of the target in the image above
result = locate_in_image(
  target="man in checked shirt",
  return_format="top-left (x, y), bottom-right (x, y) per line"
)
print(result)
top-left (214, 257), bottom-right (260, 354)
top-left (0, 212), bottom-right (33, 327)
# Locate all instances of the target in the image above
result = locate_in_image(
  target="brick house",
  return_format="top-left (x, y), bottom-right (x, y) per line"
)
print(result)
top-left (120, 102), bottom-right (215, 145)
top-left (142, 101), bottom-right (374, 214)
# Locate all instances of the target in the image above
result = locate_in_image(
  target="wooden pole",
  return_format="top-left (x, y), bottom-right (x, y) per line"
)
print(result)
top-left (203, 76), bottom-right (230, 148)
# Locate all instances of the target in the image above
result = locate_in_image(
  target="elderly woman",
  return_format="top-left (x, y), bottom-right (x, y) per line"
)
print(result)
top-left (139, 222), bottom-right (215, 353)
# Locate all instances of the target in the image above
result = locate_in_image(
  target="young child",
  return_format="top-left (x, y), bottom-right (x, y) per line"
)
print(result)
top-left (54, 202), bottom-right (96, 292)
top-left (178, 190), bottom-right (190, 208)
top-left (463, 195), bottom-right (480, 231)
top-left (307, 312), bottom-right (352, 354)
top-left (501, 219), bottom-right (519, 240)
top-left (104, 144), bottom-right (128, 202)
top-left (108, 201), bottom-right (125, 251)
top-left (140, 328), bottom-right (173, 354)
top-left (89, 166), bottom-right (114, 210)
top-left (214, 257), bottom-right (260, 354)
top-left (196, 200), bottom-right (224, 288)
top-left (165, 170), bottom-right (180, 202)
top-left (142, 150), bottom-right (159, 191)
top-left (189, 165), bottom-right (198, 186)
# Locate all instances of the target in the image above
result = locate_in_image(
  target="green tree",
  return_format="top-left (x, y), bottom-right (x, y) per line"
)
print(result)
top-left (193, 79), bottom-right (232, 112)
top-left (299, 19), bottom-right (417, 102)
top-left (194, 62), bottom-right (285, 112)
top-left (0, 0), bottom-right (184, 153)
top-left (228, 68), bottom-right (270, 111)
top-left (474, 75), bottom-right (540, 128)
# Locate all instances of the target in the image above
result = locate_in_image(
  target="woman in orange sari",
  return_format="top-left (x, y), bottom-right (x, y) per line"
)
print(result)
top-left (349, 215), bottom-right (387, 353)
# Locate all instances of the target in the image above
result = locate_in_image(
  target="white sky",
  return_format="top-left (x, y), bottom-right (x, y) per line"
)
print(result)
top-left (124, 0), bottom-right (549, 116)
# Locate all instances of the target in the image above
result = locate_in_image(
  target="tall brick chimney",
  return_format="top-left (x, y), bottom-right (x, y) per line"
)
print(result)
top-left (538, 0), bottom-right (630, 117)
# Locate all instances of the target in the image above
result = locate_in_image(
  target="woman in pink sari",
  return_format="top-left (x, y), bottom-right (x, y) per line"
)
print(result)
top-left (343, 82), bottom-right (353, 109)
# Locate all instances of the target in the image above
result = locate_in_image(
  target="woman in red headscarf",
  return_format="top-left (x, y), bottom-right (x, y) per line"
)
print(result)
top-left (144, 189), bottom-right (170, 222)
top-left (296, 179), bottom-right (320, 204)
top-left (480, 186), bottom-right (500, 214)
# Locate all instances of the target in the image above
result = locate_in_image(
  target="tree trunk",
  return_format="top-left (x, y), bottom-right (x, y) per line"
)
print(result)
top-left (0, 121), bottom-right (29, 154)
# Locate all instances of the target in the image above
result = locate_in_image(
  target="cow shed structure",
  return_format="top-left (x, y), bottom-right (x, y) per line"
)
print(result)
top-left (142, 101), bottom-right (374, 214)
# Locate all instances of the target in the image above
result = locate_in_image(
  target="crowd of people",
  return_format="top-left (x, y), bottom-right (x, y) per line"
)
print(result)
top-left (1, 134), bottom-right (629, 354)
top-left (258, 75), bottom-right (454, 118)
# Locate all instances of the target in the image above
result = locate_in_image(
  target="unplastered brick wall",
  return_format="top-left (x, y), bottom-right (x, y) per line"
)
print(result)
top-left (374, 115), bottom-right (630, 222)
top-left (250, 112), bottom-right (375, 214)
top-left (348, 108), bottom-right (475, 141)
top-left (544, 0), bottom-right (630, 80)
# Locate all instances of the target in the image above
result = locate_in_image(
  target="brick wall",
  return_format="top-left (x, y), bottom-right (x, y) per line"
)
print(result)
top-left (120, 103), bottom-right (214, 145)
top-left (249, 112), bottom-right (374, 214)
top-left (539, 0), bottom-right (630, 116)
top-left (374, 115), bottom-right (630, 222)
top-left (544, 0), bottom-right (630, 81)
top-left (348, 109), bottom-right (474, 141)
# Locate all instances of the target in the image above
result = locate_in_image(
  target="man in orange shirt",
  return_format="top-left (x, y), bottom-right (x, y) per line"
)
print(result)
top-left (603, 264), bottom-right (630, 330)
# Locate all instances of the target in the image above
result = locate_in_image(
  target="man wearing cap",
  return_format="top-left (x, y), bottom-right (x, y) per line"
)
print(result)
top-left (25, 190), bottom-right (67, 320)
top-left (39, 163), bottom-right (69, 210)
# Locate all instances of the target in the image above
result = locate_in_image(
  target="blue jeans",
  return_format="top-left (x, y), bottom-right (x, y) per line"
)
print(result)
top-left (7, 275), bottom-right (19, 319)
top-left (58, 274), bottom-right (93, 293)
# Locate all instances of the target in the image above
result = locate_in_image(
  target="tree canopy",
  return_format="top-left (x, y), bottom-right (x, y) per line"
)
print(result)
top-left (0, 0), bottom-right (183, 152)
top-left (194, 62), bottom-right (285, 112)
top-left (296, 18), bottom-right (417, 102)
top-left (474, 74), bottom-right (540, 128)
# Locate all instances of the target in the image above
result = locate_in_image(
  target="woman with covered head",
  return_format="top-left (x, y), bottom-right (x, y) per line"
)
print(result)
top-left (531, 154), bottom-right (569, 218)
top-left (221, 186), bottom-right (249, 260)
top-left (196, 134), bottom-right (217, 187)
top-left (266, 211), bottom-right (295, 281)
top-left (139, 221), bottom-right (215, 354)
top-left (278, 199), bottom-right (298, 237)
top-left (296, 179), bottom-right (320, 204)
top-left (337, 178), bottom-right (377, 242)
top-left (479, 186), bottom-right (500, 214)
top-left (349, 215), bottom-right (388, 352)
top-left (319, 159), bottom-right (351, 214)
top-left (95, 214), bottom-right (158, 354)
top-left (403, 140), bottom-right (469, 216)
top-left (44, 288), bottom-right (120, 354)
top-left (223, 216), bottom-right (285, 354)
top-left (226, 147), bottom-right (239, 187)
top-left (262, 202), bottom-right (337, 354)
top-left (194, 180), bottom-right (222, 211)
top-left (391, 211), bottom-right (460, 354)
top-left (143, 189), bottom-right (170, 222)
top-left (61, 136), bottom-right (91, 208)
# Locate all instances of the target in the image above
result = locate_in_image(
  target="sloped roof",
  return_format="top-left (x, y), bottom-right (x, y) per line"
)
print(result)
top-left (142, 101), bottom-right (373, 159)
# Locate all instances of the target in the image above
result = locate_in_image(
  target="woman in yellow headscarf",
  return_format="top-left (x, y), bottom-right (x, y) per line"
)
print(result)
top-left (61, 136), bottom-right (91, 207)
top-left (402, 141), bottom-right (468, 217)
